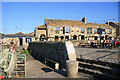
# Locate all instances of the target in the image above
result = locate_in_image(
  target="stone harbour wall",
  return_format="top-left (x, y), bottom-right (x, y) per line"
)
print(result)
top-left (28, 41), bottom-right (76, 68)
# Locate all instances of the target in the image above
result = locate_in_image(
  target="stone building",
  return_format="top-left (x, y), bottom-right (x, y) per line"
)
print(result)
top-left (35, 17), bottom-right (116, 42)
top-left (0, 33), bottom-right (5, 43)
top-left (109, 22), bottom-right (120, 38)
top-left (3, 32), bottom-right (35, 46)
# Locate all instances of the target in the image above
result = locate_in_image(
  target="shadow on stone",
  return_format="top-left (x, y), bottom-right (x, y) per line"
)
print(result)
top-left (41, 67), bottom-right (53, 73)
top-left (53, 69), bottom-right (66, 77)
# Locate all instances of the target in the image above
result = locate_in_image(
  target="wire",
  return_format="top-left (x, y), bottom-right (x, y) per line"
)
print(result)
top-left (94, 17), bottom-right (120, 23)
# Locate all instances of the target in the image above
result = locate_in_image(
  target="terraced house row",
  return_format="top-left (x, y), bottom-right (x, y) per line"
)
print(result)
top-left (35, 17), bottom-right (116, 41)
top-left (1, 17), bottom-right (118, 46)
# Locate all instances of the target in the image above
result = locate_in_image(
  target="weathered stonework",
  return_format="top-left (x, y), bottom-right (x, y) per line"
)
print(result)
top-left (35, 17), bottom-right (116, 42)
top-left (28, 41), bottom-right (76, 68)
top-left (66, 60), bottom-right (78, 78)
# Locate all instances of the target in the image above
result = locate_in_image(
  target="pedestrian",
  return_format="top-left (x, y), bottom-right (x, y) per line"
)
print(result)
top-left (102, 40), bottom-right (105, 48)
top-left (111, 40), bottom-right (114, 48)
top-left (90, 40), bottom-right (94, 48)
top-left (114, 40), bottom-right (117, 48)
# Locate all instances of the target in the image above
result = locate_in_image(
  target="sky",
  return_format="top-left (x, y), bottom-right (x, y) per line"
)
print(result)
top-left (2, 2), bottom-right (119, 34)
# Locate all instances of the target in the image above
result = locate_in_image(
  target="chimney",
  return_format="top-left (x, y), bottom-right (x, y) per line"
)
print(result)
top-left (106, 21), bottom-right (109, 25)
top-left (45, 17), bottom-right (47, 20)
top-left (82, 17), bottom-right (86, 23)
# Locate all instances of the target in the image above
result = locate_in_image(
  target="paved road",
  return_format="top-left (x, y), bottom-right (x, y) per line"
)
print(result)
top-left (75, 47), bottom-right (119, 63)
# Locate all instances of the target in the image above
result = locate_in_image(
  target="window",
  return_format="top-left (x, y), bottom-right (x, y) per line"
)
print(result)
top-left (25, 38), bottom-right (31, 43)
top-left (102, 29), bottom-right (105, 34)
top-left (94, 28), bottom-right (97, 33)
top-left (63, 27), bottom-right (65, 34)
top-left (65, 27), bottom-right (70, 33)
top-left (87, 28), bottom-right (92, 34)
top-left (56, 27), bottom-right (59, 34)
top-left (81, 28), bottom-right (85, 33)
top-left (109, 29), bottom-right (112, 33)
top-left (25, 38), bottom-right (27, 43)
top-left (35, 37), bottom-right (38, 40)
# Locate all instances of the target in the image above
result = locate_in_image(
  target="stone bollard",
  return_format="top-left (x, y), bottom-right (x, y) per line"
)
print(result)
top-left (66, 60), bottom-right (78, 78)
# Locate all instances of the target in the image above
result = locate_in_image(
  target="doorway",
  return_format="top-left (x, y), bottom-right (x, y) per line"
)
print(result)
top-left (81, 35), bottom-right (85, 40)
top-left (65, 36), bottom-right (69, 40)
top-left (105, 35), bottom-right (108, 40)
top-left (73, 35), bottom-right (77, 40)
top-left (19, 38), bottom-right (23, 46)
top-left (55, 36), bottom-right (59, 41)
top-left (40, 34), bottom-right (46, 41)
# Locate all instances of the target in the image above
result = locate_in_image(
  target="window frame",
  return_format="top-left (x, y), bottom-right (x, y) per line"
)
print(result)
top-left (55, 27), bottom-right (59, 34)
top-left (87, 28), bottom-right (92, 34)
top-left (81, 28), bottom-right (85, 33)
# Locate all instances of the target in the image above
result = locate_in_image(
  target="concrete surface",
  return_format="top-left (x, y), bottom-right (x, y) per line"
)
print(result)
top-left (75, 47), bottom-right (119, 63)
top-left (25, 54), bottom-right (92, 78)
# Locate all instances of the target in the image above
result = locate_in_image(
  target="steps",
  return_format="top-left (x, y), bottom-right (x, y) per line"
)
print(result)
top-left (77, 58), bottom-right (120, 80)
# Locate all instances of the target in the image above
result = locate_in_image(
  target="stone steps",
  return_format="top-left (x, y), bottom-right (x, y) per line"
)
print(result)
top-left (77, 58), bottom-right (119, 80)
top-left (78, 68), bottom-right (118, 80)
top-left (78, 62), bottom-right (119, 76)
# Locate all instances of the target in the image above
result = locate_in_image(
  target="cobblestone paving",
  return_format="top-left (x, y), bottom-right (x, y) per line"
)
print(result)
top-left (75, 48), bottom-right (119, 63)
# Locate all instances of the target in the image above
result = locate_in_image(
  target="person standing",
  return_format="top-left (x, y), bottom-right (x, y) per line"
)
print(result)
top-left (114, 40), bottom-right (117, 48)
top-left (102, 40), bottom-right (105, 48)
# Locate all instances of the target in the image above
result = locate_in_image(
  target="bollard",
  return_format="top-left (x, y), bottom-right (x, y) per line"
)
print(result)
top-left (66, 60), bottom-right (78, 78)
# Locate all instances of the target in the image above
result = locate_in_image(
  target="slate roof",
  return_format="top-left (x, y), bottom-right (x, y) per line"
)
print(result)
top-left (5, 32), bottom-right (34, 38)
top-left (45, 19), bottom-right (83, 26)
top-left (112, 22), bottom-right (120, 26)
top-left (45, 18), bottom-right (114, 29)
top-left (87, 23), bottom-right (113, 28)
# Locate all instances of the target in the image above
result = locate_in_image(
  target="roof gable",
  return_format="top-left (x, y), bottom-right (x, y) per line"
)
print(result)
top-left (35, 25), bottom-right (46, 28)
top-left (5, 32), bottom-right (34, 37)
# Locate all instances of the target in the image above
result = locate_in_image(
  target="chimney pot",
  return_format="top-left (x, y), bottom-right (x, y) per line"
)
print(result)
top-left (82, 17), bottom-right (86, 23)
top-left (106, 21), bottom-right (109, 25)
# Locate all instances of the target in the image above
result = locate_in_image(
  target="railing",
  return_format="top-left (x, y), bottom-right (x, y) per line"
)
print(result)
top-left (77, 58), bottom-right (120, 80)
